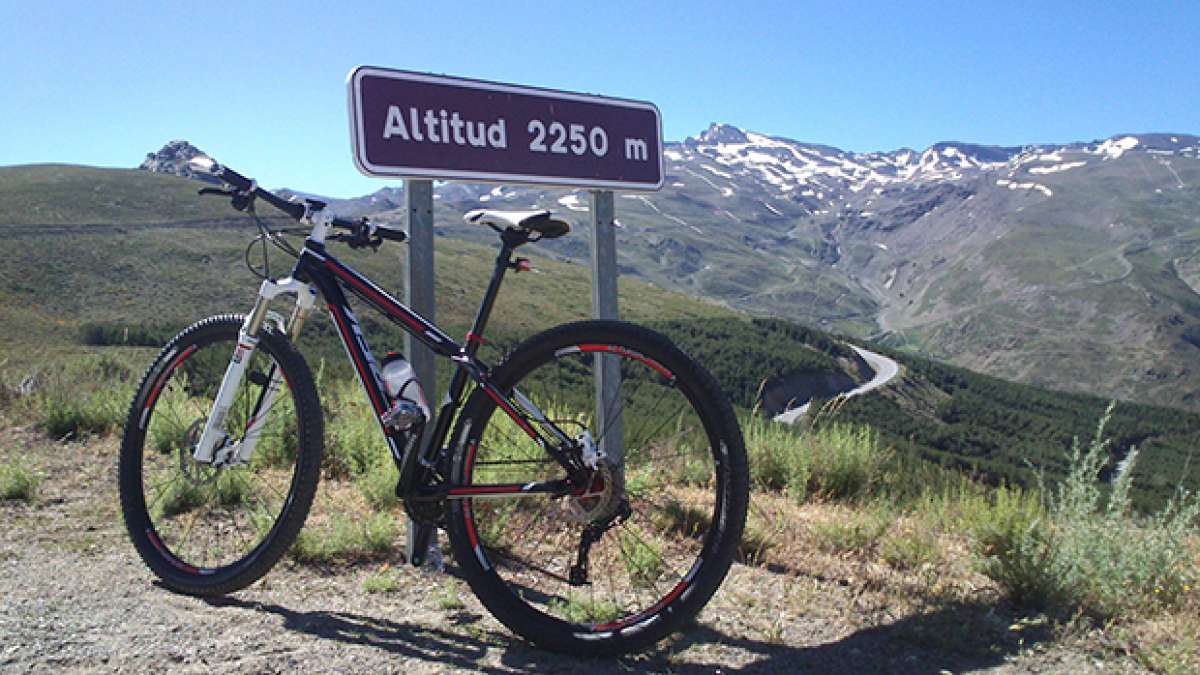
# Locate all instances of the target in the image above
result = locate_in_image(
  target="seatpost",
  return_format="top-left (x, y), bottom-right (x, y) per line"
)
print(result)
top-left (464, 235), bottom-right (519, 356)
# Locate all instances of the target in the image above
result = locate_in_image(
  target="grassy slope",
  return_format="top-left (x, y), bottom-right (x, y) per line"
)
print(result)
top-left (0, 164), bottom-right (238, 225)
top-left (887, 157), bottom-right (1200, 410)
top-left (0, 165), bottom-right (845, 410)
top-left (837, 344), bottom-right (1200, 510)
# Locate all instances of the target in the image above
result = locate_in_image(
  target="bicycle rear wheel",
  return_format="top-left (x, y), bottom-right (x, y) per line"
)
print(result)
top-left (119, 315), bottom-right (323, 596)
top-left (445, 321), bottom-right (749, 655)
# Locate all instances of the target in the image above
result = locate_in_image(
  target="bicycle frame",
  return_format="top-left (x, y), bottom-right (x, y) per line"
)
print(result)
top-left (191, 214), bottom-right (585, 500)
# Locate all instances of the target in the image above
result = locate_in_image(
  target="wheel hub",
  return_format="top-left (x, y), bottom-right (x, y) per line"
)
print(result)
top-left (561, 461), bottom-right (616, 524)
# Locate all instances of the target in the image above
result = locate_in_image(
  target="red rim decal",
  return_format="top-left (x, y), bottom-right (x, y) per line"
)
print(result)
top-left (146, 528), bottom-right (200, 575)
top-left (594, 579), bottom-right (689, 632)
top-left (463, 440), bottom-right (480, 548)
top-left (144, 345), bottom-right (198, 412)
top-left (576, 344), bottom-right (675, 380)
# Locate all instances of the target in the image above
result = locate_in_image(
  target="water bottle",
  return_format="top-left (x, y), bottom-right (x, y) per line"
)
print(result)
top-left (380, 352), bottom-right (430, 431)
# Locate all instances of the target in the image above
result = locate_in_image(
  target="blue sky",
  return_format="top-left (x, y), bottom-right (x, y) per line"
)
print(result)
top-left (2, 1), bottom-right (1196, 197)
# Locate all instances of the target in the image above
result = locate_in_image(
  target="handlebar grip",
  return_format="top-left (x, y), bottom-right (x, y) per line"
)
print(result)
top-left (217, 165), bottom-right (254, 193)
top-left (186, 155), bottom-right (310, 222)
top-left (375, 225), bottom-right (408, 242)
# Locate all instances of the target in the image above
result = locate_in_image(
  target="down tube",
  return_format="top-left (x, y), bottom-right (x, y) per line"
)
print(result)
top-left (320, 254), bottom-right (460, 357)
top-left (312, 272), bottom-right (406, 462)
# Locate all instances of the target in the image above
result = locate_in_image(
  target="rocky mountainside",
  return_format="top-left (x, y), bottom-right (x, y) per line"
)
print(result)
top-left (140, 128), bottom-right (1200, 409)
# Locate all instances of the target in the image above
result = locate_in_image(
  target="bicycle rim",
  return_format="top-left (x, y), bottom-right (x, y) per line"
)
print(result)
top-left (453, 326), bottom-right (740, 644)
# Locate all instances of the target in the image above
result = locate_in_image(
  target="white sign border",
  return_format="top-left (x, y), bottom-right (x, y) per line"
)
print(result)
top-left (346, 66), bottom-right (665, 192)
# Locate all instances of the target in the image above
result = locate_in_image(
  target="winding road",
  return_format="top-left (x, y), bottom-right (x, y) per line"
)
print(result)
top-left (774, 345), bottom-right (900, 425)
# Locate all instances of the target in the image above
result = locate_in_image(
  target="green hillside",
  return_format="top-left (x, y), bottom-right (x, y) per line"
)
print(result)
top-left (3, 163), bottom-right (1198, 510)
top-left (835, 347), bottom-right (1200, 510)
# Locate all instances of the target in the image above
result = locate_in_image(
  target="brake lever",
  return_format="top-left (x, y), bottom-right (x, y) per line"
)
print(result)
top-left (198, 187), bottom-right (236, 197)
top-left (328, 231), bottom-right (383, 251)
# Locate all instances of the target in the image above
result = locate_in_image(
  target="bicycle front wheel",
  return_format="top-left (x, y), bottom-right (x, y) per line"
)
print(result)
top-left (119, 314), bottom-right (323, 596)
top-left (445, 321), bottom-right (749, 655)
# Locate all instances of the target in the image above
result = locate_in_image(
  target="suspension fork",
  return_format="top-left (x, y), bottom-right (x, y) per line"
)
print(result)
top-left (192, 277), bottom-right (319, 464)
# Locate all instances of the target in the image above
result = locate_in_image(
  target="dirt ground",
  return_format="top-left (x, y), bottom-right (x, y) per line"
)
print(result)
top-left (0, 425), bottom-right (1145, 673)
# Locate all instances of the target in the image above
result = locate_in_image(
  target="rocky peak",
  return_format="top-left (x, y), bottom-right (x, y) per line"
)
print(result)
top-left (696, 123), bottom-right (749, 145)
top-left (139, 140), bottom-right (217, 182)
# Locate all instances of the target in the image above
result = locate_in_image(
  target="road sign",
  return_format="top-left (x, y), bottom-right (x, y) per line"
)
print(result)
top-left (347, 66), bottom-right (664, 191)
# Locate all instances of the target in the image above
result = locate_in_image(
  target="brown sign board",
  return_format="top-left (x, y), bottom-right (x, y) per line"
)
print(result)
top-left (347, 67), bottom-right (664, 191)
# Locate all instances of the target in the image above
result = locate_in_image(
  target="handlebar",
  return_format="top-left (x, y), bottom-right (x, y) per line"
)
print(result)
top-left (187, 155), bottom-right (407, 245)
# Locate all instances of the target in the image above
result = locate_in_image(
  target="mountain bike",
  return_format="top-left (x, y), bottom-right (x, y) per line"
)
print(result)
top-left (118, 157), bottom-right (749, 655)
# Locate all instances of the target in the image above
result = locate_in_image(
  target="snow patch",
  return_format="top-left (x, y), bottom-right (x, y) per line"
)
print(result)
top-left (762, 201), bottom-right (783, 216)
top-left (557, 194), bottom-right (588, 212)
top-left (700, 164), bottom-right (733, 178)
top-left (635, 196), bottom-right (661, 213)
top-left (997, 178), bottom-right (1053, 197)
top-left (876, 242), bottom-right (889, 250)
top-left (1093, 136), bottom-right (1139, 160)
top-left (1029, 161), bottom-right (1086, 175)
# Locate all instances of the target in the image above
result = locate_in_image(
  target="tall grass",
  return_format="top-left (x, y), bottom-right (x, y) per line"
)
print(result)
top-left (980, 404), bottom-right (1200, 618)
top-left (6, 356), bottom-right (139, 441)
top-left (742, 412), bottom-right (890, 502)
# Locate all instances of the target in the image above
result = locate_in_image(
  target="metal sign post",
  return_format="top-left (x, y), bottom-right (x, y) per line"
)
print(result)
top-left (589, 191), bottom-right (624, 486)
top-left (403, 178), bottom-right (438, 567)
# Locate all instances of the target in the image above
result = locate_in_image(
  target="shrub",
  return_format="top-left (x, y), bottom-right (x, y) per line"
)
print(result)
top-left (980, 404), bottom-right (1200, 619)
top-left (80, 321), bottom-right (178, 347)
top-left (324, 380), bottom-right (390, 478)
top-left (436, 580), bottom-right (466, 611)
top-left (811, 508), bottom-right (892, 554)
top-left (357, 461), bottom-right (402, 510)
top-left (743, 412), bottom-right (811, 499)
top-left (0, 461), bottom-right (42, 502)
top-left (549, 592), bottom-right (621, 624)
top-left (291, 512), bottom-right (398, 564)
top-left (36, 384), bottom-right (131, 441)
top-left (879, 522), bottom-right (942, 570)
top-left (362, 569), bottom-right (404, 594)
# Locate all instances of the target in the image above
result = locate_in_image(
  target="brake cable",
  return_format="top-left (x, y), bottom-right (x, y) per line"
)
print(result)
top-left (243, 205), bottom-right (305, 281)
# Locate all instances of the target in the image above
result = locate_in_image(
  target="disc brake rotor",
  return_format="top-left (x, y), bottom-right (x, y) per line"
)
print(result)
top-left (177, 419), bottom-right (219, 484)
